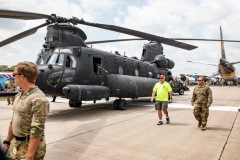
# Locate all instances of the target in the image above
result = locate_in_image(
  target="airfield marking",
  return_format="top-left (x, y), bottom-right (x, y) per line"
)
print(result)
top-left (143, 103), bottom-right (240, 112)
top-left (48, 97), bottom-right (240, 112)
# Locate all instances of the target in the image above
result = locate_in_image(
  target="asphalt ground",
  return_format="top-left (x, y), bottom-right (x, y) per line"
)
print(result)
top-left (0, 86), bottom-right (239, 160)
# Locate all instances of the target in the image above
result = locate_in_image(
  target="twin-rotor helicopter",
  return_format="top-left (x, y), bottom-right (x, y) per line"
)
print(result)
top-left (1, 9), bottom-right (236, 110)
top-left (0, 9), bottom-right (199, 110)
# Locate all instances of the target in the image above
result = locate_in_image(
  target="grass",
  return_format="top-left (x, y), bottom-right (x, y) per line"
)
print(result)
top-left (0, 97), bottom-right (7, 101)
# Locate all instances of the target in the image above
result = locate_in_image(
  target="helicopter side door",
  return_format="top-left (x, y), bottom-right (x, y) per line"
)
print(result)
top-left (50, 53), bottom-right (77, 94)
top-left (90, 55), bottom-right (105, 85)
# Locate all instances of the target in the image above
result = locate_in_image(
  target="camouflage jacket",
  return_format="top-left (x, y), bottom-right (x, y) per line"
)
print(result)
top-left (191, 85), bottom-right (213, 105)
top-left (12, 87), bottom-right (49, 138)
top-left (7, 83), bottom-right (16, 91)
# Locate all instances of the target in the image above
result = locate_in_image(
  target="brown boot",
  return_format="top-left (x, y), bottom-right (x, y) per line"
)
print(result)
top-left (198, 121), bottom-right (202, 127)
top-left (201, 125), bottom-right (206, 131)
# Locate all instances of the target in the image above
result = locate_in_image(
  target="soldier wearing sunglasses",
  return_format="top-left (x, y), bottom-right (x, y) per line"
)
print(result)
top-left (191, 76), bottom-right (213, 131)
top-left (2, 62), bottom-right (49, 160)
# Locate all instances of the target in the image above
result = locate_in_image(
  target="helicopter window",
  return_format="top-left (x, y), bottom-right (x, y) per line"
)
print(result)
top-left (57, 54), bottom-right (64, 65)
top-left (45, 36), bottom-right (54, 42)
top-left (118, 66), bottom-right (123, 75)
top-left (135, 69), bottom-right (139, 76)
top-left (61, 68), bottom-right (75, 83)
top-left (142, 48), bottom-right (146, 57)
top-left (36, 52), bottom-right (52, 65)
top-left (36, 56), bottom-right (44, 65)
top-left (65, 55), bottom-right (76, 68)
top-left (47, 54), bottom-right (65, 65)
top-left (54, 48), bottom-right (72, 53)
top-left (66, 56), bottom-right (71, 67)
top-left (93, 57), bottom-right (102, 74)
top-left (47, 54), bottom-right (58, 64)
top-left (71, 56), bottom-right (77, 68)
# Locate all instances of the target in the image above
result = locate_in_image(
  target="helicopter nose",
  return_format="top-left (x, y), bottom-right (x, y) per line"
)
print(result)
top-left (62, 86), bottom-right (71, 94)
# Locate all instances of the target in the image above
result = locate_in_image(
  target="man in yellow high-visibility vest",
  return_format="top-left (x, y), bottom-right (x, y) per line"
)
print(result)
top-left (151, 75), bottom-right (173, 125)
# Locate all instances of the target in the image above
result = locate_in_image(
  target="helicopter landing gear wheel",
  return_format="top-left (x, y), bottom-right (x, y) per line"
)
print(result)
top-left (118, 99), bottom-right (127, 110)
top-left (113, 99), bottom-right (127, 110)
top-left (69, 99), bottom-right (82, 108)
top-left (113, 99), bottom-right (120, 110)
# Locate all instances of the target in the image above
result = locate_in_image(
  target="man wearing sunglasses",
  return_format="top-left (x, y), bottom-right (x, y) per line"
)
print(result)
top-left (2, 62), bottom-right (49, 160)
top-left (191, 76), bottom-right (213, 131)
top-left (151, 75), bottom-right (172, 125)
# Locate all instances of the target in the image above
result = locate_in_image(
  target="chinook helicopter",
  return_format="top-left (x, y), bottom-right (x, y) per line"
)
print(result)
top-left (0, 9), bottom-right (197, 110)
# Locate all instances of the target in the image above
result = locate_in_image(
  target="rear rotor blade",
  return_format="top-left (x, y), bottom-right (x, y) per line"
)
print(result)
top-left (86, 38), bottom-right (145, 44)
top-left (86, 38), bottom-right (240, 45)
top-left (77, 19), bottom-right (197, 50)
top-left (173, 38), bottom-right (240, 42)
top-left (0, 9), bottom-right (52, 20)
top-left (187, 60), bottom-right (218, 66)
top-left (0, 22), bottom-right (49, 47)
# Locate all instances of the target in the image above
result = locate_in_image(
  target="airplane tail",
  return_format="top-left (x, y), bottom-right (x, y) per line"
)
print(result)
top-left (220, 26), bottom-right (226, 59)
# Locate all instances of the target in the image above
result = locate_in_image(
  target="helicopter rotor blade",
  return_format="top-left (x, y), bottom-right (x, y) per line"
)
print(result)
top-left (0, 22), bottom-right (49, 47)
top-left (173, 38), bottom-right (240, 42)
top-left (86, 38), bottom-right (240, 45)
top-left (76, 19), bottom-right (197, 50)
top-left (86, 38), bottom-right (145, 45)
top-left (0, 9), bottom-right (52, 20)
top-left (186, 60), bottom-right (218, 66)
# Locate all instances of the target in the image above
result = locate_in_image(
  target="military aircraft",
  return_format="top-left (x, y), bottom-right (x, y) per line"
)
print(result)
top-left (100, 27), bottom-right (240, 85)
top-left (187, 27), bottom-right (240, 85)
top-left (0, 9), bottom-right (198, 109)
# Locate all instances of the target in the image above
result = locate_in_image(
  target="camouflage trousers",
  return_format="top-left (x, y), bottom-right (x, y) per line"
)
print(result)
top-left (6, 137), bottom-right (46, 160)
top-left (7, 97), bottom-right (15, 105)
top-left (193, 104), bottom-right (209, 127)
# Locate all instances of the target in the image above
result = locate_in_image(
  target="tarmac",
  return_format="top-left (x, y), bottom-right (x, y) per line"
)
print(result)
top-left (0, 86), bottom-right (239, 160)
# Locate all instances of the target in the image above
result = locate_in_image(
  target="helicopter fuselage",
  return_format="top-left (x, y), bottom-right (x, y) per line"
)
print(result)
top-left (36, 46), bottom-right (172, 101)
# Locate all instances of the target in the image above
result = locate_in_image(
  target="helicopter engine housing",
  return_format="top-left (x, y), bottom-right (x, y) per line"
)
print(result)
top-left (154, 55), bottom-right (174, 69)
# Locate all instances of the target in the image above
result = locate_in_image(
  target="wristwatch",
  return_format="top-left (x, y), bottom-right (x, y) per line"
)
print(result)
top-left (3, 140), bottom-right (10, 145)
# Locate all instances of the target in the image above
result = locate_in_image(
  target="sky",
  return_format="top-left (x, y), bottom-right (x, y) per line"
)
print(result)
top-left (0, 0), bottom-right (240, 76)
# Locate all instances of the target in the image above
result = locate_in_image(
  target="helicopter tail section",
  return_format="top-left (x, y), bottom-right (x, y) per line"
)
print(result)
top-left (220, 26), bottom-right (226, 59)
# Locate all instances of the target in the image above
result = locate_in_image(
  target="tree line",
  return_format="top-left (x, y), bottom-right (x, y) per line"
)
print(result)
top-left (0, 65), bottom-right (15, 72)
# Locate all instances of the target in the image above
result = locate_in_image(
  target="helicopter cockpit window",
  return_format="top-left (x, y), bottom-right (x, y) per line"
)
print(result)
top-left (47, 53), bottom-right (64, 65)
top-left (65, 55), bottom-right (76, 68)
top-left (36, 56), bottom-right (44, 65)
top-left (36, 52), bottom-right (52, 65)
top-left (53, 48), bottom-right (72, 53)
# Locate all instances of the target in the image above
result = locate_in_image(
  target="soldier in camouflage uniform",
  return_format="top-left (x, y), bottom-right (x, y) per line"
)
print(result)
top-left (191, 76), bottom-right (212, 131)
top-left (6, 81), bottom-right (16, 105)
top-left (2, 62), bottom-right (49, 160)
